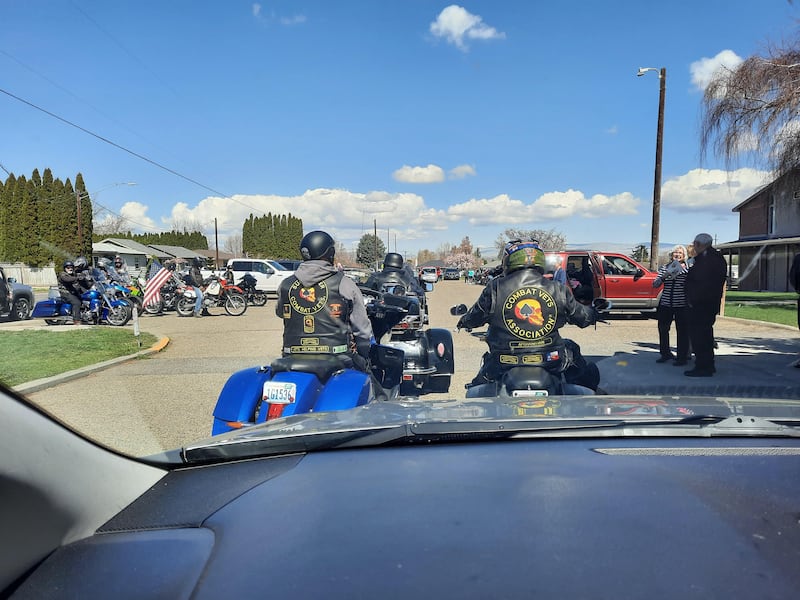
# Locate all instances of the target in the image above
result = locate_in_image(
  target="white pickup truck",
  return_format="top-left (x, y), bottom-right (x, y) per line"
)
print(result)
top-left (210, 259), bottom-right (294, 296)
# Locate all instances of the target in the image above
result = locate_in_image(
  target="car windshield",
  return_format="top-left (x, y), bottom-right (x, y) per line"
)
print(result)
top-left (2, 2), bottom-right (800, 462)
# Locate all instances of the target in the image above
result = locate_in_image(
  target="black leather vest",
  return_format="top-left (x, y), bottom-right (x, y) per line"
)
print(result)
top-left (281, 271), bottom-right (353, 355)
top-left (484, 269), bottom-right (573, 366)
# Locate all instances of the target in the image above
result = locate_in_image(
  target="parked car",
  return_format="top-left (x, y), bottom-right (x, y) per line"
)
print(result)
top-left (0, 266), bottom-right (34, 320)
top-left (275, 259), bottom-right (302, 271)
top-left (419, 267), bottom-right (438, 284)
top-left (215, 259), bottom-right (294, 296)
top-left (443, 267), bottom-right (460, 280)
top-left (544, 251), bottom-right (661, 312)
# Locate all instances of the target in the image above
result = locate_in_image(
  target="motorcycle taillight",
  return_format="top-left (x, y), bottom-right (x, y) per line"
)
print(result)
top-left (266, 404), bottom-right (285, 420)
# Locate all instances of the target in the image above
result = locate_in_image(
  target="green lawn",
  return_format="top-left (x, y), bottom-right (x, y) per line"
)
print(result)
top-left (0, 328), bottom-right (158, 387)
top-left (724, 290), bottom-right (798, 327)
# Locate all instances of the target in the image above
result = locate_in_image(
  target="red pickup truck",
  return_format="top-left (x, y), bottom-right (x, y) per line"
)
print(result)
top-left (544, 251), bottom-right (661, 312)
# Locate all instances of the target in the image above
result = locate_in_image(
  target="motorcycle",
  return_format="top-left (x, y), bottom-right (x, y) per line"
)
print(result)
top-left (360, 282), bottom-right (453, 396)
top-left (32, 268), bottom-right (132, 326)
top-left (140, 275), bottom-right (183, 314)
top-left (237, 272), bottom-right (268, 307)
top-left (176, 274), bottom-right (247, 316)
top-left (450, 299), bottom-right (610, 398)
top-left (211, 288), bottom-right (408, 435)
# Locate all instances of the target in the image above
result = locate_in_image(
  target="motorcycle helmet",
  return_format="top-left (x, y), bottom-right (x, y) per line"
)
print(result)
top-left (383, 252), bottom-right (404, 270)
top-left (299, 230), bottom-right (336, 263)
top-left (503, 240), bottom-right (545, 274)
top-left (73, 256), bottom-right (89, 271)
top-left (193, 257), bottom-right (205, 268)
top-left (96, 257), bottom-right (112, 269)
top-left (63, 260), bottom-right (74, 270)
top-left (114, 255), bottom-right (124, 267)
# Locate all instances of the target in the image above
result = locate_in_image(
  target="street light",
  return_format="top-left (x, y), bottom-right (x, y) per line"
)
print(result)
top-left (637, 66), bottom-right (666, 271)
top-left (76, 182), bottom-right (136, 252)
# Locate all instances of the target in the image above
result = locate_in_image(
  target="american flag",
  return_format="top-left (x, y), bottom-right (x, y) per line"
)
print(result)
top-left (143, 260), bottom-right (172, 308)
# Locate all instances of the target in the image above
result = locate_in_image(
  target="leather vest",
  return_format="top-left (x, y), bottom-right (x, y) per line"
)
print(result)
top-left (484, 269), bottom-right (574, 369)
top-left (281, 271), bottom-right (353, 355)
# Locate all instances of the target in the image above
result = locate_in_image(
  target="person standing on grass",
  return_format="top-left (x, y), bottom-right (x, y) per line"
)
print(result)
top-left (684, 233), bottom-right (727, 377)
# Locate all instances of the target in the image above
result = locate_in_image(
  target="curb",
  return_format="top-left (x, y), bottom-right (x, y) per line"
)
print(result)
top-left (13, 334), bottom-right (171, 395)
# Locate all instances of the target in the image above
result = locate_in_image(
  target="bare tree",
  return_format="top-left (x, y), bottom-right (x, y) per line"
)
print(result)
top-left (494, 228), bottom-right (566, 258)
top-left (700, 32), bottom-right (800, 186)
top-left (223, 233), bottom-right (243, 255)
top-left (93, 214), bottom-right (128, 236)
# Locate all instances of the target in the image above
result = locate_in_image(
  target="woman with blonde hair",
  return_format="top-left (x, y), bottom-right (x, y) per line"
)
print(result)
top-left (652, 244), bottom-right (690, 365)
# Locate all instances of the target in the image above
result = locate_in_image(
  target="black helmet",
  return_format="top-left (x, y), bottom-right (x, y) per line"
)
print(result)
top-left (193, 257), bottom-right (205, 268)
top-left (383, 252), bottom-right (403, 269)
top-left (63, 260), bottom-right (74, 270)
top-left (299, 230), bottom-right (335, 263)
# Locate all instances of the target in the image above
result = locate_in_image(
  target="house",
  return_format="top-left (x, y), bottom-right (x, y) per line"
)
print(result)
top-left (92, 238), bottom-right (169, 276)
top-left (716, 172), bottom-right (800, 291)
top-left (148, 245), bottom-right (207, 263)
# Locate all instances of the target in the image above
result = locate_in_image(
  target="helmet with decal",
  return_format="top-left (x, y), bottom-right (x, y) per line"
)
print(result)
top-left (503, 240), bottom-right (545, 274)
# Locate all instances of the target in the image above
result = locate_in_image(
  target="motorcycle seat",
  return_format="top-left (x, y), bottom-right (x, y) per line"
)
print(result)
top-left (270, 354), bottom-right (354, 383)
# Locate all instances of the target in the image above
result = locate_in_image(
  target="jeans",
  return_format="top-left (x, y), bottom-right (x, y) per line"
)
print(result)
top-left (192, 286), bottom-right (203, 314)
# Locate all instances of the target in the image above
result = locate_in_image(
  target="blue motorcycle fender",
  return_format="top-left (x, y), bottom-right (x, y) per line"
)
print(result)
top-left (212, 367), bottom-right (274, 435)
top-left (314, 369), bottom-right (372, 412)
top-left (32, 299), bottom-right (67, 318)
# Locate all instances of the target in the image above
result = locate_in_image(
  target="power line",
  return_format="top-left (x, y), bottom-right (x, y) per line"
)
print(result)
top-left (0, 86), bottom-right (269, 215)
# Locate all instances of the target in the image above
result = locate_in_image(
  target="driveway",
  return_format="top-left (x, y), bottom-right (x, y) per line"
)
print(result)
top-left (10, 281), bottom-right (800, 457)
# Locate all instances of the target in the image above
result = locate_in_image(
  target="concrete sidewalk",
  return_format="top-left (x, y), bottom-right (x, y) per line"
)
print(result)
top-left (596, 317), bottom-right (800, 399)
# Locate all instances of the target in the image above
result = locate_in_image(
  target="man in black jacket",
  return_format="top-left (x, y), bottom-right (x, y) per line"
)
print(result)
top-left (457, 240), bottom-right (603, 392)
top-left (684, 233), bottom-right (728, 377)
top-left (57, 260), bottom-right (84, 324)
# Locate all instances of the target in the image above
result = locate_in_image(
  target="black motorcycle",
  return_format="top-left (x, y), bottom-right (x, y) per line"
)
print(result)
top-left (361, 284), bottom-right (453, 396)
top-left (237, 273), bottom-right (268, 307)
top-left (451, 300), bottom-right (611, 397)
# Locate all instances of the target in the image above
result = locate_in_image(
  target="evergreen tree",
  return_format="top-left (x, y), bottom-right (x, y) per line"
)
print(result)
top-left (356, 233), bottom-right (386, 268)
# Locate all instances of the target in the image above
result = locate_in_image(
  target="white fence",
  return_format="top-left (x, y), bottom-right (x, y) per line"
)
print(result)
top-left (0, 263), bottom-right (58, 287)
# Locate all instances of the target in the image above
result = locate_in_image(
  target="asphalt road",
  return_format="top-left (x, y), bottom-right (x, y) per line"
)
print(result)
top-left (11, 280), bottom-right (800, 457)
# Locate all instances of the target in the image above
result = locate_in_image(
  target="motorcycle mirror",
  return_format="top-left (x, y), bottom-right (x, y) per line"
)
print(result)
top-left (450, 304), bottom-right (468, 316)
top-left (424, 282), bottom-right (434, 292)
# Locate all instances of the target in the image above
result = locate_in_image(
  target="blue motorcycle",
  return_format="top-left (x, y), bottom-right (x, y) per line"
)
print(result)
top-left (32, 268), bottom-right (131, 326)
top-left (211, 290), bottom-right (409, 435)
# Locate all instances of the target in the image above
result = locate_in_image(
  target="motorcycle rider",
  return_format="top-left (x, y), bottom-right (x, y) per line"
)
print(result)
top-left (184, 257), bottom-right (207, 317)
top-left (276, 230), bottom-right (375, 372)
top-left (457, 239), bottom-right (606, 392)
top-left (112, 255), bottom-right (132, 285)
top-left (57, 260), bottom-right (85, 324)
top-left (364, 252), bottom-right (427, 317)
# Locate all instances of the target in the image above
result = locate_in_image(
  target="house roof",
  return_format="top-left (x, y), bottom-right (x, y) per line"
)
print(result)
top-left (92, 242), bottom-right (149, 256)
top-left (716, 235), bottom-right (800, 249)
top-left (98, 238), bottom-right (171, 258)
top-left (148, 245), bottom-right (207, 259)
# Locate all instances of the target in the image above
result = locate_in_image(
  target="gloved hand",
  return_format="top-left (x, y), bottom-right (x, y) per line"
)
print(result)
top-left (592, 298), bottom-right (610, 312)
top-left (457, 316), bottom-right (471, 331)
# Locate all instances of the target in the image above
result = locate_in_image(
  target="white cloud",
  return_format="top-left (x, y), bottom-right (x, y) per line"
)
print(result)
top-left (430, 5), bottom-right (506, 51)
top-left (661, 167), bottom-right (768, 212)
top-left (280, 14), bottom-right (306, 26)
top-left (690, 49), bottom-right (743, 92)
top-left (446, 190), bottom-right (639, 225)
top-left (448, 164), bottom-right (477, 179)
top-left (112, 201), bottom-right (159, 231)
top-left (252, 3), bottom-right (261, 18)
top-left (606, 125), bottom-right (618, 135)
top-left (393, 164), bottom-right (446, 183)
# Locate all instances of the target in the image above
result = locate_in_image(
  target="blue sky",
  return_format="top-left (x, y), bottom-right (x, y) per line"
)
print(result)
top-left (2, 1), bottom-right (797, 257)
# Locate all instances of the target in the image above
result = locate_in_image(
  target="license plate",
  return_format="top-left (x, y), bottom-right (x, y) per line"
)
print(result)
top-left (262, 382), bottom-right (297, 404)
top-left (512, 390), bottom-right (549, 397)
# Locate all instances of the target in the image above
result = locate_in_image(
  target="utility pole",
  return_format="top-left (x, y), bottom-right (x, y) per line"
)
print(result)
top-left (373, 219), bottom-right (378, 271)
top-left (214, 218), bottom-right (219, 268)
top-left (649, 67), bottom-right (666, 271)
